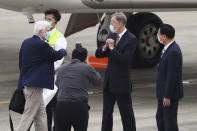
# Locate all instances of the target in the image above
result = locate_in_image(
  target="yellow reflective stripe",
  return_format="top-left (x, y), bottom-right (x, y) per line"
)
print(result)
top-left (0, 101), bottom-right (9, 104)
top-left (48, 30), bottom-right (63, 49)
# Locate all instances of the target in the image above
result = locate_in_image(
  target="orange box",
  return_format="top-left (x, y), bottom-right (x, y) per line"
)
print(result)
top-left (88, 56), bottom-right (108, 69)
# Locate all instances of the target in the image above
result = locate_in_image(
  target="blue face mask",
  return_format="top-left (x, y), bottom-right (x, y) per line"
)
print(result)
top-left (157, 35), bottom-right (163, 44)
top-left (49, 22), bottom-right (53, 28)
top-left (46, 32), bottom-right (51, 40)
top-left (109, 25), bottom-right (117, 33)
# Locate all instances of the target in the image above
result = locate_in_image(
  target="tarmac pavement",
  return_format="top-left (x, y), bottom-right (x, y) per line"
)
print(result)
top-left (0, 9), bottom-right (197, 131)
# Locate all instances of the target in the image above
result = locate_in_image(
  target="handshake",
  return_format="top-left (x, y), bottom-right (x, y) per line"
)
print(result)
top-left (103, 38), bottom-right (115, 50)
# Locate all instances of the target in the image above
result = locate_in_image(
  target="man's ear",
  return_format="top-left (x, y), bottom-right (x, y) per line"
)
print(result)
top-left (38, 30), bottom-right (42, 36)
top-left (38, 30), bottom-right (41, 36)
top-left (70, 56), bottom-right (72, 61)
top-left (163, 35), bottom-right (167, 41)
top-left (85, 58), bottom-right (88, 64)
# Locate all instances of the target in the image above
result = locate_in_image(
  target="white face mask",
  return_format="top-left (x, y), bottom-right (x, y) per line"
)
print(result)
top-left (157, 35), bottom-right (163, 44)
top-left (48, 22), bottom-right (53, 28)
top-left (47, 21), bottom-right (55, 29)
top-left (45, 32), bottom-right (51, 40)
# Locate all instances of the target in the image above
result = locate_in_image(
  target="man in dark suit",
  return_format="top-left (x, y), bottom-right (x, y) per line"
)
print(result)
top-left (156, 24), bottom-right (183, 131)
top-left (16, 21), bottom-right (66, 131)
top-left (95, 12), bottom-right (137, 131)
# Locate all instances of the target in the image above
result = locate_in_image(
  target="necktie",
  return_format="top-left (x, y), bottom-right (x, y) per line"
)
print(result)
top-left (115, 35), bottom-right (120, 47)
top-left (161, 49), bottom-right (165, 58)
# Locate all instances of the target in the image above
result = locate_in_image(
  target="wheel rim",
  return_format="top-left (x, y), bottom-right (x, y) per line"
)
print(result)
top-left (138, 24), bottom-right (160, 59)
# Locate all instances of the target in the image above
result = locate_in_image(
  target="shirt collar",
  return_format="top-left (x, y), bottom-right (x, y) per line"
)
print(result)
top-left (118, 28), bottom-right (127, 40)
top-left (164, 40), bottom-right (174, 51)
top-left (36, 35), bottom-right (44, 41)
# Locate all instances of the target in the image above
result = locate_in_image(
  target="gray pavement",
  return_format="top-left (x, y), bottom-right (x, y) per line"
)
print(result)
top-left (0, 9), bottom-right (197, 131)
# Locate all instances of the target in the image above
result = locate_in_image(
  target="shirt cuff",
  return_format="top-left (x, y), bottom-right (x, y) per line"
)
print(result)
top-left (109, 46), bottom-right (114, 50)
top-left (102, 46), bottom-right (106, 52)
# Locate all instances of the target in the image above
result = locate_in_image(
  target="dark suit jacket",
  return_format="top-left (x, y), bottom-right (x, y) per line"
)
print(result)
top-left (156, 41), bottom-right (183, 100)
top-left (17, 35), bottom-right (65, 90)
top-left (95, 30), bottom-right (137, 95)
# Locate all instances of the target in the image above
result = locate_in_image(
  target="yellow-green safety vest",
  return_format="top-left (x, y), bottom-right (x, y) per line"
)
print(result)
top-left (47, 30), bottom-right (63, 49)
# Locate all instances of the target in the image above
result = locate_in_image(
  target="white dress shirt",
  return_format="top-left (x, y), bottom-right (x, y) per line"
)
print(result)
top-left (118, 28), bottom-right (127, 41)
top-left (164, 40), bottom-right (174, 51)
top-left (161, 40), bottom-right (174, 58)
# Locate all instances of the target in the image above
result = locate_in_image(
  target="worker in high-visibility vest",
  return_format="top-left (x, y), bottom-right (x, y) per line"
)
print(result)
top-left (44, 9), bottom-right (67, 131)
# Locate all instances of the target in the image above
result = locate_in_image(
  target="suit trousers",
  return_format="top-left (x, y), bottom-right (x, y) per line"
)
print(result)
top-left (156, 100), bottom-right (179, 131)
top-left (55, 100), bottom-right (89, 131)
top-left (16, 86), bottom-right (48, 131)
top-left (101, 89), bottom-right (136, 131)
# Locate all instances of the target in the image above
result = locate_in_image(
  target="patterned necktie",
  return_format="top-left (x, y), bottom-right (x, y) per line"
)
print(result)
top-left (115, 35), bottom-right (120, 47)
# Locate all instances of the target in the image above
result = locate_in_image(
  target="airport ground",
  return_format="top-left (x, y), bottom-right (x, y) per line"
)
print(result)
top-left (0, 9), bottom-right (197, 131)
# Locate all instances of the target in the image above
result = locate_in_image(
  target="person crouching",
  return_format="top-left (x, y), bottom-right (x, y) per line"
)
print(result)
top-left (55, 44), bottom-right (102, 131)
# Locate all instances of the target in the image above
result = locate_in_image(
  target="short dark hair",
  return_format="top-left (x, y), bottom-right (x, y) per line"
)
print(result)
top-left (45, 9), bottom-right (61, 22)
top-left (72, 44), bottom-right (88, 62)
top-left (159, 24), bottom-right (175, 39)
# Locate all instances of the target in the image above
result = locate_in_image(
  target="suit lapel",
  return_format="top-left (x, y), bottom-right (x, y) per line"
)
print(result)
top-left (158, 42), bottom-right (175, 70)
top-left (116, 30), bottom-right (128, 48)
top-left (161, 41), bottom-right (175, 60)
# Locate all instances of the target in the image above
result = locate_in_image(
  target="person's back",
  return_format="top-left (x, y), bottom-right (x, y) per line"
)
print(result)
top-left (20, 36), bottom-right (53, 72)
top-left (56, 59), bottom-right (101, 102)
top-left (19, 35), bottom-right (65, 90)
top-left (55, 44), bottom-right (102, 131)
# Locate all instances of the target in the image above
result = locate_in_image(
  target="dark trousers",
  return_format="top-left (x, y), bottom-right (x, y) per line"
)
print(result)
top-left (55, 100), bottom-right (89, 131)
top-left (156, 100), bottom-right (179, 131)
top-left (101, 90), bottom-right (136, 131)
top-left (46, 95), bottom-right (57, 131)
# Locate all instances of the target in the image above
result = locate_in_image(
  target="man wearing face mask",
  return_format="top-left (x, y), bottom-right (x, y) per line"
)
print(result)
top-left (44, 8), bottom-right (67, 131)
top-left (156, 24), bottom-right (183, 131)
top-left (27, 9), bottom-right (67, 131)
top-left (96, 12), bottom-right (137, 131)
top-left (16, 21), bottom-right (66, 131)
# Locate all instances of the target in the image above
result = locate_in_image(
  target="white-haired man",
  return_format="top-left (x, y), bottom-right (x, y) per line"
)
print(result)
top-left (16, 21), bottom-right (66, 131)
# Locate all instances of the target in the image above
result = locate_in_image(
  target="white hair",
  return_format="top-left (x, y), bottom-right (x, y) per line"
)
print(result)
top-left (33, 21), bottom-right (50, 35)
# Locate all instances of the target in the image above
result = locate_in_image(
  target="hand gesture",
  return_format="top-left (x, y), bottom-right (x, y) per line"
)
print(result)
top-left (106, 38), bottom-right (114, 50)
top-left (163, 97), bottom-right (171, 107)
